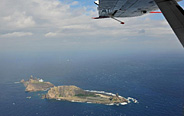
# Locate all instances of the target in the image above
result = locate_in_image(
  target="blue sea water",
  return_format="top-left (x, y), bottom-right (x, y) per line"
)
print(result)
top-left (0, 50), bottom-right (184, 116)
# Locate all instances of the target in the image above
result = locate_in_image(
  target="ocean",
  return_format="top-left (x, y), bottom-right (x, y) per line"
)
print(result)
top-left (0, 50), bottom-right (183, 116)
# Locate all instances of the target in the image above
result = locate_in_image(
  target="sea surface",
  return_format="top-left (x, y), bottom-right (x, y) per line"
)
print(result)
top-left (0, 50), bottom-right (184, 116)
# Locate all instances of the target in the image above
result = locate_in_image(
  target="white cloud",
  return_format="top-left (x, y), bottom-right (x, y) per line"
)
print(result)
top-left (0, 0), bottom-right (172, 38)
top-left (2, 11), bottom-right (35, 28)
top-left (45, 32), bottom-right (58, 37)
top-left (0, 0), bottom-right (180, 51)
top-left (0, 32), bottom-right (33, 38)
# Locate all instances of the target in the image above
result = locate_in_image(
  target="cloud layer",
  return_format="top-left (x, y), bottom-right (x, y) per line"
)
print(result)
top-left (0, 0), bottom-right (182, 51)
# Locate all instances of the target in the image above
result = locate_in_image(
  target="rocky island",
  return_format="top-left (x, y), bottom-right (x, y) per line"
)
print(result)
top-left (21, 76), bottom-right (54, 92)
top-left (43, 85), bottom-right (129, 105)
top-left (21, 76), bottom-right (138, 105)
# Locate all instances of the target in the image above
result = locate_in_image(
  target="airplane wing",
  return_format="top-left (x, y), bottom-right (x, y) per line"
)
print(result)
top-left (95, 0), bottom-right (184, 47)
top-left (97, 0), bottom-right (159, 17)
top-left (154, 0), bottom-right (184, 47)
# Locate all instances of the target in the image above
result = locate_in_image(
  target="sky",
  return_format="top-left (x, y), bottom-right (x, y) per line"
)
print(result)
top-left (0, 0), bottom-right (183, 53)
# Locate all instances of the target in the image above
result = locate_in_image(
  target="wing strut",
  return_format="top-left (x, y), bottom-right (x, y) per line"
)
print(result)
top-left (92, 16), bottom-right (125, 24)
top-left (154, 0), bottom-right (184, 47)
top-left (110, 17), bottom-right (125, 24)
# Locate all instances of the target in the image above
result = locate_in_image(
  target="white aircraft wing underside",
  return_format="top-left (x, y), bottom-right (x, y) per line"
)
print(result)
top-left (154, 0), bottom-right (184, 47)
top-left (98, 0), bottom-right (159, 17)
top-left (98, 0), bottom-right (182, 17)
top-left (97, 0), bottom-right (184, 47)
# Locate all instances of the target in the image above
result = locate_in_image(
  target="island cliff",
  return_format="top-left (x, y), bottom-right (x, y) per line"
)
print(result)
top-left (21, 76), bottom-right (54, 92)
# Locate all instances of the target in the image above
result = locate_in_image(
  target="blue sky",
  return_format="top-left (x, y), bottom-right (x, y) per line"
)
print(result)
top-left (0, 0), bottom-right (183, 53)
